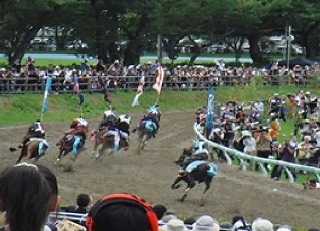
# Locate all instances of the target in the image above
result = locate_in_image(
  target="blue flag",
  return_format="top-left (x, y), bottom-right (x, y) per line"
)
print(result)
top-left (41, 76), bottom-right (52, 113)
top-left (206, 86), bottom-right (214, 137)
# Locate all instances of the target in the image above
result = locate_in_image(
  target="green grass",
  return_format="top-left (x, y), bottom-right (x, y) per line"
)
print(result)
top-left (0, 90), bottom-right (207, 126)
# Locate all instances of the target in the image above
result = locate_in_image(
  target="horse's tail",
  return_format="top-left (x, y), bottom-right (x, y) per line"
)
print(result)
top-left (10, 147), bottom-right (18, 152)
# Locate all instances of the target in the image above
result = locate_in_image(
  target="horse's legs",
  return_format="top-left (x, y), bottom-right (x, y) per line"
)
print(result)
top-left (171, 177), bottom-right (183, 189)
top-left (200, 181), bottom-right (211, 206)
top-left (91, 142), bottom-right (99, 159)
top-left (180, 187), bottom-right (191, 202)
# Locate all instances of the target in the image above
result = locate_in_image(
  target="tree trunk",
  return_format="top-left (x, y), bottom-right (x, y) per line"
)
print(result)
top-left (123, 14), bottom-right (148, 66)
top-left (247, 34), bottom-right (262, 63)
top-left (301, 22), bottom-right (320, 58)
top-left (8, 26), bottom-right (42, 65)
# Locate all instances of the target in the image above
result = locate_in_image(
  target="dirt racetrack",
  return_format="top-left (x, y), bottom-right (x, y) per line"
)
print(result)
top-left (1, 110), bottom-right (320, 229)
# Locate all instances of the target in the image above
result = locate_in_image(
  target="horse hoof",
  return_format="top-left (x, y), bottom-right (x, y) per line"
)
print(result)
top-left (180, 194), bottom-right (187, 202)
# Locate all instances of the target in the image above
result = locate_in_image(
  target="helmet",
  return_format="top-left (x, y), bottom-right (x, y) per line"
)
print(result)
top-left (119, 114), bottom-right (131, 125)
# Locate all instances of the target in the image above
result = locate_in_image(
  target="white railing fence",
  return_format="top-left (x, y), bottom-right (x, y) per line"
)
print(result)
top-left (193, 123), bottom-right (320, 183)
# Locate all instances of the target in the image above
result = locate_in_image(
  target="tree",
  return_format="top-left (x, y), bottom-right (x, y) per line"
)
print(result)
top-left (0, 0), bottom-right (74, 65)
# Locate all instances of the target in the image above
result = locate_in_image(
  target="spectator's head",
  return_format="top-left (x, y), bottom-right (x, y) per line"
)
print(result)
top-left (152, 204), bottom-right (167, 220)
top-left (251, 218), bottom-right (273, 231)
top-left (276, 225), bottom-right (291, 231)
top-left (76, 194), bottom-right (92, 208)
top-left (160, 218), bottom-right (189, 231)
top-left (86, 193), bottom-right (158, 231)
top-left (192, 215), bottom-right (220, 231)
top-left (0, 163), bottom-right (59, 231)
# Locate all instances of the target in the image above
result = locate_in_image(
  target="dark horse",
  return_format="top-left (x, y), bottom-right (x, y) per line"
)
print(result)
top-left (171, 148), bottom-right (217, 205)
top-left (136, 109), bottom-right (161, 154)
top-left (55, 135), bottom-right (85, 166)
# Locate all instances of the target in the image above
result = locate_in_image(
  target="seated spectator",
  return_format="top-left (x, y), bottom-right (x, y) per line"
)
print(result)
top-left (231, 215), bottom-right (251, 231)
top-left (152, 204), bottom-right (167, 224)
top-left (160, 218), bottom-right (189, 231)
top-left (65, 193), bottom-right (92, 214)
top-left (0, 162), bottom-right (59, 231)
top-left (192, 215), bottom-right (220, 231)
top-left (276, 225), bottom-right (291, 231)
top-left (251, 218), bottom-right (273, 231)
top-left (86, 192), bottom-right (158, 231)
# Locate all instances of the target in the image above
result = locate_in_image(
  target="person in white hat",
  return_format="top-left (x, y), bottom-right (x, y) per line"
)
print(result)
top-left (251, 218), bottom-right (273, 231)
top-left (160, 218), bottom-right (189, 231)
top-left (192, 215), bottom-right (220, 231)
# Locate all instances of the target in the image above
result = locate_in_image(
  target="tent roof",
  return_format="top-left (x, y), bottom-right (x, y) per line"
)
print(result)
top-left (278, 57), bottom-right (316, 68)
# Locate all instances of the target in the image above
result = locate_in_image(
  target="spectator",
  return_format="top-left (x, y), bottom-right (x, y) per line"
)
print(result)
top-left (251, 218), bottom-right (273, 231)
top-left (231, 215), bottom-right (251, 231)
top-left (152, 204), bottom-right (167, 223)
top-left (192, 215), bottom-right (219, 231)
top-left (86, 193), bottom-right (158, 231)
top-left (0, 162), bottom-right (59, 231)
top-left (271, 140), bottom-right (296, 181)
top-left (65, 193), bottom-right (92, 214)
top-left (276, 225), bottom-right (291, 231)
top-left (160, 218), bottom-right (189, 231)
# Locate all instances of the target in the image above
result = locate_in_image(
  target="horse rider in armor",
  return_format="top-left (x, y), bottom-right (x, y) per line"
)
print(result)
top-left (132, 104), bottom-right (161, 134)
top-left (108, 114), bottom-right (131, 151)
top-left (65, 117), bottom-right (89, 155)
top-left (179, 139), bottom-right (210, 176)
top-left (98, 107), bottom-right (117, 131)
top-left (19, 119), bottom-right (50, 154)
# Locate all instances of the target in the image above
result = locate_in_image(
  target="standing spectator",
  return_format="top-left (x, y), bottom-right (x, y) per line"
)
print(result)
top-left (242, 130), bottom-right (257, 170)
top-left (255, 126), bottom-right (272, 171)
top-left (96, 59), bottom-right (106, 89)
top-left (272, 140), bottom-right (296, 181)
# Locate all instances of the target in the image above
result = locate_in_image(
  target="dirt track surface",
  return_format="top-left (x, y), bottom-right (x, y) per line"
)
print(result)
top-left (1, 110), bottom-right (320, 229)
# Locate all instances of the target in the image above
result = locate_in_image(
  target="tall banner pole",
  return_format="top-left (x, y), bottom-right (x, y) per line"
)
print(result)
top-left (206, 86), bottom-right (214, 139)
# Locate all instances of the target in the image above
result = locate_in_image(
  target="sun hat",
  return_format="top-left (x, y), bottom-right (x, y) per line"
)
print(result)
top-left (192, 215), bottom-right (220, 231)
top-left (276, 225), bottom-right (291, 231)
top-left (251, 218), bottom-right (273, 231)
top-left (160, 218), bottom-right (189, 231)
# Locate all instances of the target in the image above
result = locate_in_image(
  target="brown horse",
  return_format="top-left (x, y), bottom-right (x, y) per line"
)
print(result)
top-left (10, 140), bottom-right (45, 164)
top-left (90, 128), bottom-right (129, 160)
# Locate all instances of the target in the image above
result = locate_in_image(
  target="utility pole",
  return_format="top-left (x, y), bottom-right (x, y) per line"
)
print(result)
top-left (286, 25), bottom-right (292, 72)
top-left (157, 34), bottom-right (163, 64)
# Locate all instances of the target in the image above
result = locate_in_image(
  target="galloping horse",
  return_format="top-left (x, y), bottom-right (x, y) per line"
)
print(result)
top-left (11, 139), bottom-right (46, 164)
top-left (171, 148), bottom-right (218, 205)
top-left (136, 108), bottom-right (161, 153)
top-left (10, 126), bottom-right (48, 163)
top-left (91, 114), bottom-right (131, 159)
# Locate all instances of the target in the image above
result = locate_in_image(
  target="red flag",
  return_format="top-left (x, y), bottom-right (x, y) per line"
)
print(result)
top-left (131, 76), bottom-right (145, 107)
top-left (152, 66), bottom-right (164, 96)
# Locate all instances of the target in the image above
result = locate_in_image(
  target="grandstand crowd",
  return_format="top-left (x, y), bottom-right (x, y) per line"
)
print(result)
top-left (0, 57), bottom-right (320, 93)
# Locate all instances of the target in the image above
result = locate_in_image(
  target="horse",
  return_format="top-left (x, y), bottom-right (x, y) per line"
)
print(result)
top-left (136, 109), bottom-right (161, 153)
top-left (91, 114), bottom-right (131, 159)
top-left (171, 148), bottom-right (217, 205)
top-left (90, 128), bottom-right (129, 159)
top-left (10, 139), bottom-right (46, 164)
top-left (55, 135), bottom-right (85, 166)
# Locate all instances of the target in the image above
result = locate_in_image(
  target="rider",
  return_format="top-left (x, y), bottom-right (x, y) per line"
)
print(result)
top-left (19, 119), bottom-right (50, 154)
top-left (132, 104), bottom-right (161, 134)
top-left (178, 139), bottom-right (210, 176)
top-left (65, 117), bottom-right (89, 156)
top-left (98, 106), bottom-right (117, 131)
top-left (108, 114), bottom-right (131, 151)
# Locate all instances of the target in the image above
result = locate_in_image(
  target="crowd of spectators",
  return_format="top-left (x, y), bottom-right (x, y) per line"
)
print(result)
top-left (195, 89), bottom-right (320, 181)
top-left (0, 57), bottom-right (320, 94)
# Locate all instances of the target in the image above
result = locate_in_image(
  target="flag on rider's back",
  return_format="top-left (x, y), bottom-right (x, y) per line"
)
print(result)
top-left (131, 75), bottom-right (145, 107)
top-left (152, 66), bottom-right (164, 96)
top-left (206, 86), bottom-right (214, 132)
top-left (41, 76), bottom-right (52, 113)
